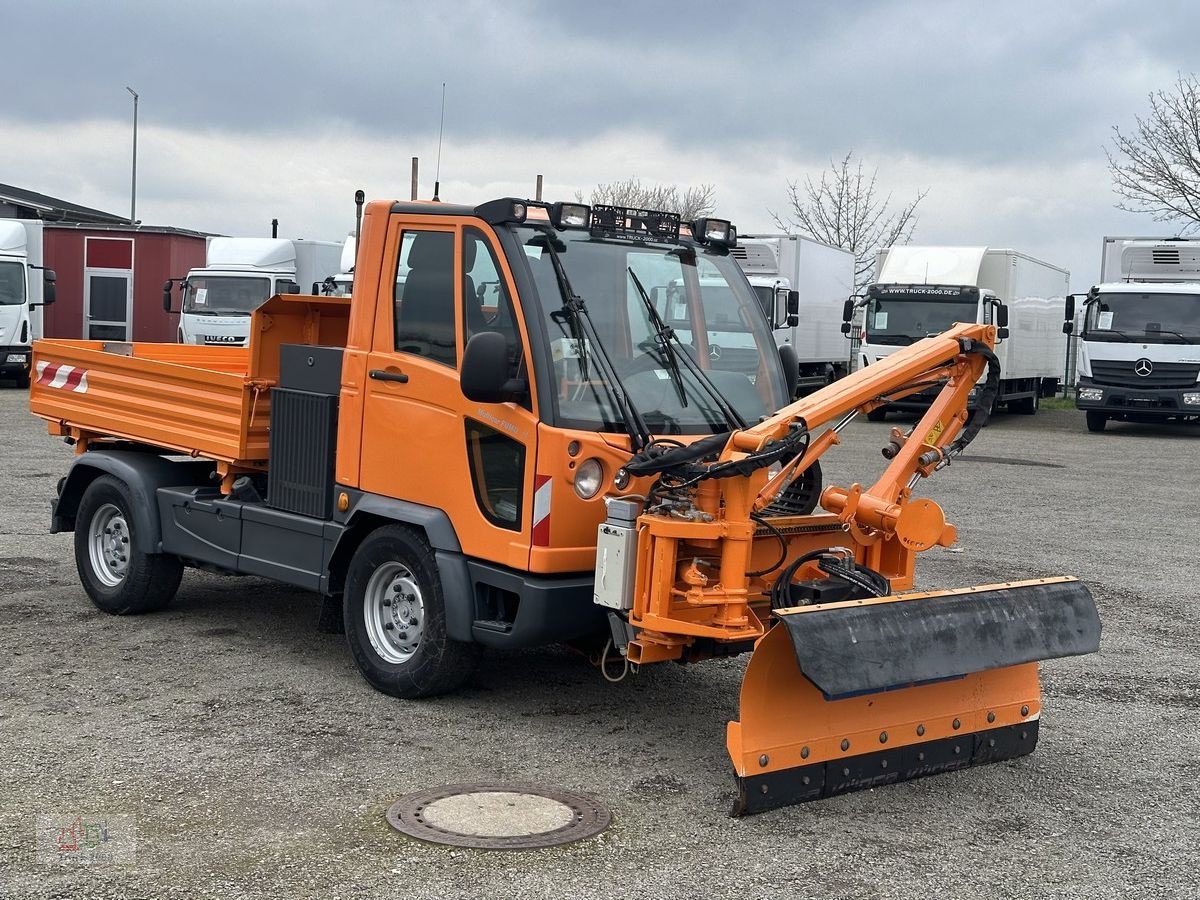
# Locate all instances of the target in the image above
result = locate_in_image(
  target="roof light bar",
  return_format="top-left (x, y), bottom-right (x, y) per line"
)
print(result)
top-left (550, 202), bottom-right (590, 230)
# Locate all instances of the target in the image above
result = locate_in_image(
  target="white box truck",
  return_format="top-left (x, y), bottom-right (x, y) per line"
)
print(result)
top-left (732, 234), bottom-right (855, 395)
top-left (1074, 237), bottom-right (1200, 432)
top-left (857, 246), bottom-right (1070, 419)
top-left (0, 220), bottom-right (56, 388)
top-left (166, 237), bottom-right (341, 346)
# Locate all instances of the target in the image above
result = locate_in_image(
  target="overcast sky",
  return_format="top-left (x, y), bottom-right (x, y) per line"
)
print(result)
top-left (4, 0), bottom-right (1198, 288)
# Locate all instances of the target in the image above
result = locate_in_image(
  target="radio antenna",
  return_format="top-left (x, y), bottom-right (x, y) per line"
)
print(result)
top-left (433, 82), bottom-right (446, 202)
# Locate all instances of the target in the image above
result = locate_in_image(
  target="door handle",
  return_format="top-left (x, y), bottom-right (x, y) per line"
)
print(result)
top-left (369, 368), bottom-right (409, 383)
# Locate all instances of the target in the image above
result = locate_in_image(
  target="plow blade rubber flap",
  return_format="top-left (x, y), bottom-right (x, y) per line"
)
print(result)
top-left (727, 577), bottom-right (1101, 815)
top-left (779, 577), bottom-right (1100, 697)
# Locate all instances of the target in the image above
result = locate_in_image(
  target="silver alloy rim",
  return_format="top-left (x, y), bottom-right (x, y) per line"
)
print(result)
top-left (88, 502), bottom-right (130, 588)
top-left (363, 561), bottom-right (425, 664)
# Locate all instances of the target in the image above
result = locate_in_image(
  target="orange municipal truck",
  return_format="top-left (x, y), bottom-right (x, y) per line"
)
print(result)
top-left (30, 197), bottom-right (1099, 814)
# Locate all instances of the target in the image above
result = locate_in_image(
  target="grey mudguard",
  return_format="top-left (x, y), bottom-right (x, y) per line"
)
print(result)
top-left (53, 451), bottom-right (214, 553)
top-left (778, 578), bottom-right (1101, 698)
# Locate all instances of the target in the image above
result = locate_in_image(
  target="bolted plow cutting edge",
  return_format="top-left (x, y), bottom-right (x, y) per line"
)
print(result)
top-left (727, 577), bottom-right (1100, 815)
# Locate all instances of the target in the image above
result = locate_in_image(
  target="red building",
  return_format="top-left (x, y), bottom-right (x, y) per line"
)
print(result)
top-left (42, 224), bottom-right (208, 342)
top-left (1, 183), bottom-right (210, 343)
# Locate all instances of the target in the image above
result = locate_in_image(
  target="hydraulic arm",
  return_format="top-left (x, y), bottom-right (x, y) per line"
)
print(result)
top-left (607, 322), bottom-right (1100, 812)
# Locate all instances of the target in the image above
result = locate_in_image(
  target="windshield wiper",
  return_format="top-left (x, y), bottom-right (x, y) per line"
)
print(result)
top-left (627, 267), bottom-right (688, 408)
top-left (1147, 328), bottom-right (1194, 344)
top-left (1087, 329), bottom-right (1135, 342)
top-left (530, 229), bottom-right (651, 452)
top-left (627, 267), bottom-right (747, 431)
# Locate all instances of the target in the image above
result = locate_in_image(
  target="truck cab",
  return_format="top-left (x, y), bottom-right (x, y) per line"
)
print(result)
top-left (0, 220), bottom-right (55, 387)
top-left (857, 246), bottom-right (1069, 419)
top-left (1075, 240), bottom-right (1200, 431)
top-left (168, 237), bottom-right (341, 346)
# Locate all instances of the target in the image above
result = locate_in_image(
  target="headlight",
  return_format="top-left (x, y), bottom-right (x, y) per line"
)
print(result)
top-left (1183, 392), bottom-right (1200, 406)
top-left (1077, 387), bottom-right (1103, 402)
top-left (574, 458), bottom-right (605, 499)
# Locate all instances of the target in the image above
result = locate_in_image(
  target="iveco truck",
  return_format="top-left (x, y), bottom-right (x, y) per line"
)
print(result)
top-left (1075, 237), bottom-right (1200, 432)
top-left (855, 246), bottom-right (1070, 419)
top-left (0, 220), bottom-right (56, 388)
top-left (165, 237), bottom-right (341, 346)
top-left (732, 234), bottom-right (855, 395)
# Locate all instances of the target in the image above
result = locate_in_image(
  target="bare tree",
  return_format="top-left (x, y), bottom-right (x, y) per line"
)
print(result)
top-left (577, 177), bottom-right (717, 221)
top-left (771, 152), bottom-right (928, 291)
top-left (1107, 73), bottom-right (1200, 230)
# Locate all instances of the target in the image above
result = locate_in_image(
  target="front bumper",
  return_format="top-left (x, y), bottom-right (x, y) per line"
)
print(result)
top-left (0, 346), bottom-right (31, 375)
top-left (1075, 376), bottom-right (1200, 419)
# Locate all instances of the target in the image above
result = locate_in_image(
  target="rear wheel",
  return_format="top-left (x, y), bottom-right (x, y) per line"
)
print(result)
top-left (1085, 410), bottom-right (1107, 433)
top-left (74, 475), bottom-right (183, 614)
top-left (343, 525), bottom-right (480, 698)
top-left (1013, 392), bottom-right (1039, 415)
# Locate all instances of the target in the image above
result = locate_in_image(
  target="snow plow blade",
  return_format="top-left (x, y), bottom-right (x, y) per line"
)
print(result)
top-left (727, 577), bottom-right (1100, 815)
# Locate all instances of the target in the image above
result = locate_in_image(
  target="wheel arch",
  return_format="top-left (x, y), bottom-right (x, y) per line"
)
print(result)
top-left (53, 451), bottom-right (215, 553)
top-left (327, 493), bottom-right (473, 642)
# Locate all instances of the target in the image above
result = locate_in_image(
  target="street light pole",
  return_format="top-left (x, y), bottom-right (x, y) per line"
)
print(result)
top-left (125, 86), bottom-right (138, 224)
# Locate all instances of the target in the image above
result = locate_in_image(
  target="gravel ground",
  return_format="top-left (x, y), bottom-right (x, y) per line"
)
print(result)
top-left (1, 384), bottom-right (1197, 900)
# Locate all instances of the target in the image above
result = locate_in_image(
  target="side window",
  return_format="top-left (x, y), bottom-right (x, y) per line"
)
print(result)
top-left (462, 227), bottom-right (524, 374)
top-left (394, 230), bottom-right (456, 367)
top-left (465, 419), bottom-right (525, 530)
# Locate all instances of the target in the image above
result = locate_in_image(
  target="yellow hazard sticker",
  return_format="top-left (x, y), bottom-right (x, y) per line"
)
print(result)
top-left (925, 420), bottom-right (945, 444)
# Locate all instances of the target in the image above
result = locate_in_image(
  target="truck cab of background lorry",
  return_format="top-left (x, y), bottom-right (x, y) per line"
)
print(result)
top-left (732, 234), bottom-right (855, 396)
top-left (0, 220), bottom-right (55, 388)
top-left (854, 246), bottom-right (1070, 420)
top-left (1074, 239), bottom-right (1200, 432)
top-left (166, 237), bottom-right (341, 346)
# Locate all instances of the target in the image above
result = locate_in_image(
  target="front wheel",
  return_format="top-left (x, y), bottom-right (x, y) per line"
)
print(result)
top-left (74, 475), bottom-right (183, 614)
top-left (343, 526), bottom-right (480, 698)
top-left (1085, 410), bottom-right (1107, 433)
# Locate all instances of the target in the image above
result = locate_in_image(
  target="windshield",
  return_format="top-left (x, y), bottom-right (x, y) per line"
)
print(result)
top-left (0, 261), bottom-right (26, 306)
top-left (1085, 291), bottom-right (1200, 343)
top-left (865, 290), bottom-right (978, 345)
top-left (183, 275), bottom-right (273, 315)
top-left (513, 227), bottom-right (787, 434)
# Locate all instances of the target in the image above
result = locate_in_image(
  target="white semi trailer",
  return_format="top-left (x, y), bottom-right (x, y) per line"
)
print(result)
top-left (1074, 237), bottom-right (1200, 432)
top-left (732, 234), bottom-right (855, 395)
top-left (855, 246), bottom-right (1070, 419)
top-left (166, 237), bottom-right (341, 346)
top-left (0, 220), bottom-right (56, 388)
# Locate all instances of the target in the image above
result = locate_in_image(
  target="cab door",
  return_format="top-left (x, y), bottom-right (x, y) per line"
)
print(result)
top-left (358, 216), bottom-right (538, 570)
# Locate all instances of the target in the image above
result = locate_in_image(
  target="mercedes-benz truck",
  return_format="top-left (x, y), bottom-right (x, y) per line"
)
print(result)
top-left (0, 220), bottom-right (56, 388)
top-left (1075, 237), bottom-right (1200, 432)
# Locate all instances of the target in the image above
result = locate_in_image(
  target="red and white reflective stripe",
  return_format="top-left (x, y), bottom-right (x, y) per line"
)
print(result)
top-left (532, 474), bottom-right (552, 546)
top-left (35, 361), bottom-right (89, 393)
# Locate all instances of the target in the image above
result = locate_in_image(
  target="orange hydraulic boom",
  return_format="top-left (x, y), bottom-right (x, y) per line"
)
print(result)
top-left (608, 322), bottom-right (1099, 813)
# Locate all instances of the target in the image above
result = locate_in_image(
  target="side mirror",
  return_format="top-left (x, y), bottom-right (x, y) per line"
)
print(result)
top-left (461, 331), bottom-right (525, 403)
top-left (996, 303), bottom-right (1009, 340)
top-left (840, 322), bottom-right (852, 335)
top-left (778, 343), bottom-right (799, 398)
top-left (785, 290), bottom-right (799, 328)
top-left (42, 269), bottom-right (56, 305)
top-left (162, 279), bottom-right (174, 313)
top-left (841, 298), bottom-right (854, 323)
top-left (1065, 294), bottom-right (1076, 322)
top-left (279, 280), bottom-right (301, 295)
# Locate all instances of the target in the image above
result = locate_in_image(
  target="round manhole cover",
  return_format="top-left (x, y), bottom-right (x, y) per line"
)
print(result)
top-left (386, 783), bottom-right (611, 850)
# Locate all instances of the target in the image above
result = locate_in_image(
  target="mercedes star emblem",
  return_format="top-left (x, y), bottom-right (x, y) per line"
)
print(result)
top-left (1134, 358), bottom-right (1153, 377)
top-left (709, 344), bottom-right (722, 361)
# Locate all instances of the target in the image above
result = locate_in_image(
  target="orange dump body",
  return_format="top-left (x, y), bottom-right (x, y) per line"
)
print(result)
top-left (30, 294), bottom-right (350, 475)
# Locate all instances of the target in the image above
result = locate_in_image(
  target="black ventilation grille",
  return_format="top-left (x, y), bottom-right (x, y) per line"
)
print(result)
top-left (268, 389), bottom-right (338, 519)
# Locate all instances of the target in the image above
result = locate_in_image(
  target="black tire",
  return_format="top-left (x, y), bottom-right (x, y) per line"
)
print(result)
top-left (866, 406), bottom-right (888, 422)
top-left (1086, 410), bottom-right (1107, 433)
top-left (74, 475), bottom-right (183, 614)
top-left (15, 370), bottom-right (30, 389)
top-left (1013, 392), bottom-right (1039, 415)
top-left (343, 525), bottom-right (480, 698)
top-left (763, 459), bottom-right (823, 516)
